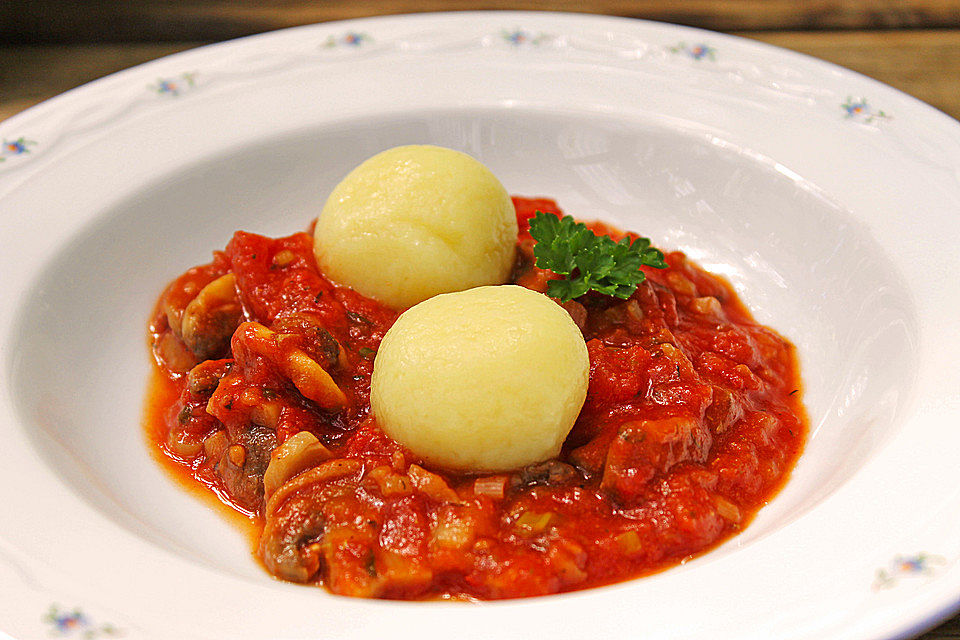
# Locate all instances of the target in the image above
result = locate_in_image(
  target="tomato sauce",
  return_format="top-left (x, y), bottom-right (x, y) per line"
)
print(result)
top-left (146, 197), bottom-right (806, 599)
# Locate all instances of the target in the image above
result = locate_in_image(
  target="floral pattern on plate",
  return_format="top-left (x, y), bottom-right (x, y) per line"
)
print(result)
top-left (873, 553), bottom-right (947, 590)
top-left (502, 28), bottom-right (554, 46)
top-left (150, 72), bottom-right (198, 97)
top-left (669, 42), bottom-right (717, 61)
top-left (842, 97), bottom-right (891, 124)
top-left (1, 136), bottom-right (35, 162)
top-left (322, 32), bottom-right (371, 48)
top-left (43, 604), bottom-right (122, 638)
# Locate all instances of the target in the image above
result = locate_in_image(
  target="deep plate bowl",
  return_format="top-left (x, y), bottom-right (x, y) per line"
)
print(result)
top-left (1, 12), bottom-right (959, 640)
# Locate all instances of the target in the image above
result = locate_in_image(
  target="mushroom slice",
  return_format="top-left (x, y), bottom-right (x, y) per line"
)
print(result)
top-left (180, 273), bottom-right (243, 360)
top-left (154, 331), bottom-right (199, 373)
top-left (238, 322), bottom-right (348, 411)
top-left (265, 458), bottom-right (363, 519)
top-left (511, 460), bottom-right (580, 490)
top-left (271, 312), bottom-right (347, 370)
top-left (159, 267), bottom-right (218, 339)
top-left (263, 431), bottom-right (334, 500)
top-left (283, 350), bottom-right (348, 410)
top-left (260, 459), bottom-right (363, 583)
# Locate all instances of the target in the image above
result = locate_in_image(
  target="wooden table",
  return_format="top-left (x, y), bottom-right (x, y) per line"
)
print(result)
top-left (1, 2), bottom-right (958, 638)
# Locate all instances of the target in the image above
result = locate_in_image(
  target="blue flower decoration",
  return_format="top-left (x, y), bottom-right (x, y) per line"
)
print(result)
top-left (0, 136), bottom-right (36, 162)
top-left (151, 72), bottom-right (198, 97)
top-left (841, 97), bottom-right (890, 124)
top-left (873, 553), bottom-right (945, 590)
top-left (504, 29), bottom-right (527, 45)
top-left (323, 32), bottom-right (370, 48)
top-left (501, 29), bottom-right (552, 46)
top-left (670, 42), bottom-right (717, 61)
top-left (43, 604), bottom-right (120, 637)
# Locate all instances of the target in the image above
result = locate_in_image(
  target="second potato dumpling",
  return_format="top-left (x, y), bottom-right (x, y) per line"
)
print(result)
top-left (314, 145), bottom-right (518, 309)
top-left (371, 285), bottom-right (589, 472)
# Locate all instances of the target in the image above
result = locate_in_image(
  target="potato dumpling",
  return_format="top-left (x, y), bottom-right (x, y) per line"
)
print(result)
top-left (314, 145), bottom-right (518, 309)
top-left (371, 285), bottom-right (589, 472)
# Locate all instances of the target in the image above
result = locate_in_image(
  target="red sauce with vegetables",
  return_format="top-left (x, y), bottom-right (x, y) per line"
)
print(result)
top-left (146, 197), bottom-right (806, 599)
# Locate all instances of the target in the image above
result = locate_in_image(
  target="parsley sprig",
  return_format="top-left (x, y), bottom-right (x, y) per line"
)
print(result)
top-left (529, 211), bottom-right (667, 302)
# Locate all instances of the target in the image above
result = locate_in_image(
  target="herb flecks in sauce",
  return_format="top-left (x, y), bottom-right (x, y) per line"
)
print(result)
top-left (146, 197), bottom-right (807, 600)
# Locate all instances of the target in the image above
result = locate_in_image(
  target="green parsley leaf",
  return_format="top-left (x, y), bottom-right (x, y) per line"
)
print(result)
top-left (528, 211), bottom-right (667, 302)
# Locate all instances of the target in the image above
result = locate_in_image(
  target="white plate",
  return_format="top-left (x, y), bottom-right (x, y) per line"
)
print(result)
top-left (2, 11), bottom-right (959, 640)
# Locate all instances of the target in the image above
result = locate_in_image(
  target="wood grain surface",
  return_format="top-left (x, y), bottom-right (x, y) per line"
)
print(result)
top-left (1, 5), bottom-right (959, 639)
top-left (3, 0), bottom-right (960, 42)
